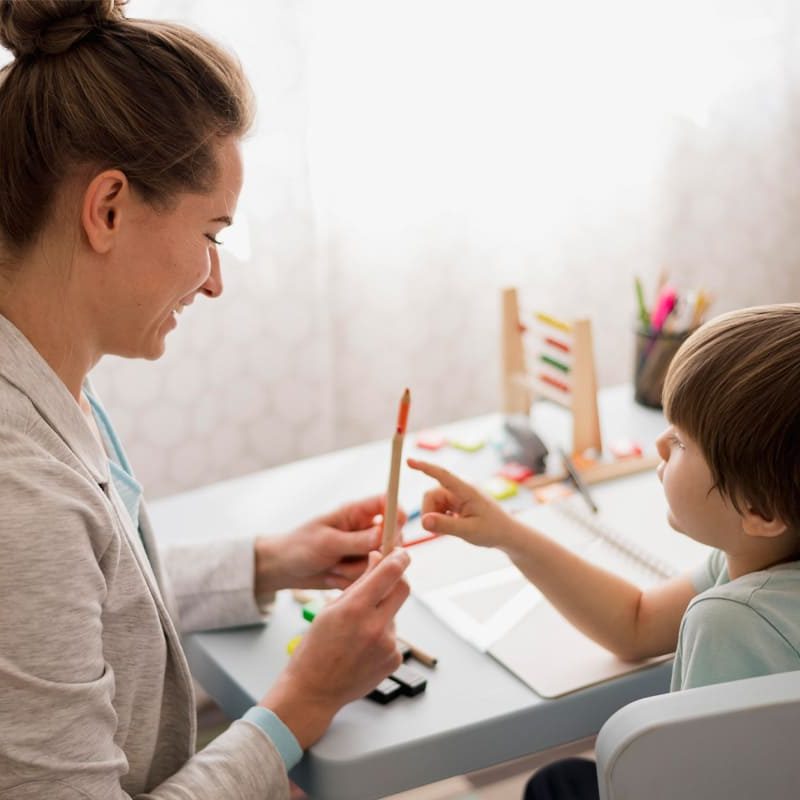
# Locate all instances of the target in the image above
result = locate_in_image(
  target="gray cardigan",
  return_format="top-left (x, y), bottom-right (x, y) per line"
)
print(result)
top-left (0, 316), bottom-right (289, 799)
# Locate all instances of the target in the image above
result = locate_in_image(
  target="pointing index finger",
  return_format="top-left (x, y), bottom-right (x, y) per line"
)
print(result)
top-left (407, 457), bottom-right (470, 493)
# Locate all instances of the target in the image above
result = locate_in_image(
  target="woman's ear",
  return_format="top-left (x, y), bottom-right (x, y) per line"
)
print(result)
top-left (81, 170), bottom-right (129, 254)
top-left (741, 508), bottom-right (787, 539)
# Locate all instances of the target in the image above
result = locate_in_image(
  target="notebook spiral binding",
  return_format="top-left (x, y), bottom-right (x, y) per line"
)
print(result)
top-left (557, 501), bottom-right (676, 579)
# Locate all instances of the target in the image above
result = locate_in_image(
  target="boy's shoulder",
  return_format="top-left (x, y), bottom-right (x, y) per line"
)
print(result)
top-left (692, 557), bottom-right (800, 606)
top-left (673, 560), bottom-right (800, 690)
top-left (691, 559), bottom-right (800, 637)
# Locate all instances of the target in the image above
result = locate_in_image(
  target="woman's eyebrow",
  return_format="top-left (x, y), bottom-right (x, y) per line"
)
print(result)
top-left (211, 215), bottom-right (233, 225)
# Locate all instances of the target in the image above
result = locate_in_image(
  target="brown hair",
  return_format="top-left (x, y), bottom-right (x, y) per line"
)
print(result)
top-left (0, 0), bottom-right (254, 261)
top-left (663, 304), bottom-right (800, 531)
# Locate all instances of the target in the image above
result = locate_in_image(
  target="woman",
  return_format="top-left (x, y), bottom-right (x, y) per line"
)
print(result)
top-left (0, 1), bottom-right (410, 797)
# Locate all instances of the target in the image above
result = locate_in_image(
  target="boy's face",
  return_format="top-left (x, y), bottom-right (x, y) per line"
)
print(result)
top-left (655, 425), bottom-right (743, 547)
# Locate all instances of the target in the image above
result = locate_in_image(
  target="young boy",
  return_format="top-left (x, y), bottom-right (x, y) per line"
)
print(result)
top-left (408, 304), bottom-right (800, 800)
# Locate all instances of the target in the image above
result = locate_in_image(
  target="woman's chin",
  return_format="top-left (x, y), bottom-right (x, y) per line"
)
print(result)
top-left (148, 338), bottom-right (169, 360)
top-left (136, 333), bottom-right (169, 361)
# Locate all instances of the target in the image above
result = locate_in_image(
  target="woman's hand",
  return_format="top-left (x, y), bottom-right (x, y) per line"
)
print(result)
top-left (260, 548), bottom-right (411, 748)
top-left (255, 495), bottom-right (408, 594)
top-left (407, 458), bottom-right (516, 550)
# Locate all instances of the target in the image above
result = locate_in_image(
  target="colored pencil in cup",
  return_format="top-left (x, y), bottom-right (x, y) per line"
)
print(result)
top-left (638, 284), bottom-right (677, 373)
top-left (634, 277), bottom-right (650, 330)
top-left (382, 388), bottom-right (411, 555)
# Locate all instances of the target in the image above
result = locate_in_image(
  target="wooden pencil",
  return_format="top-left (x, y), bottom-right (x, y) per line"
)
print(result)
top-left (382, 388), bottom-right (411, 555)
top-left (398, 636), bottom-right (438, 668)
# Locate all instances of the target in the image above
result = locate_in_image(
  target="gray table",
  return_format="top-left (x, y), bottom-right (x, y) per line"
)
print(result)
top-left (149, 386), bottom-right (669, 800)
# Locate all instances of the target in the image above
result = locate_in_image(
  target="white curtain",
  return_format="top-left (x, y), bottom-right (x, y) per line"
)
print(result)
top-left (29, 0), bottom-right (800, 496)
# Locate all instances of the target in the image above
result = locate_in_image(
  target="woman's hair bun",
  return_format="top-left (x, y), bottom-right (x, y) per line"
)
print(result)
top-left (0, 0), bottom-right (127, 59)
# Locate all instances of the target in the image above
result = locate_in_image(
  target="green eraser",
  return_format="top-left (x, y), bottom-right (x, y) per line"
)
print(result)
top-left (302, 600), bottom-right (324, 622)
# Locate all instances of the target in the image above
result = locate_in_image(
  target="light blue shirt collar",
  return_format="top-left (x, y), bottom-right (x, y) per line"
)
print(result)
top-left (84, 387), bottom-right (143, 529)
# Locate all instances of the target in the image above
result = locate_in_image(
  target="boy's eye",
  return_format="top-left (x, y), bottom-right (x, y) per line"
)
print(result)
top-left (205, 234), bottom-right (223, 245)
top-left (668, 434), bottom-right (685, 450)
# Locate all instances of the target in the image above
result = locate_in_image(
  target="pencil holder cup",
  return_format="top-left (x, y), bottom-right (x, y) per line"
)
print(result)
top-left (633, 327), bottom-right (694, 409)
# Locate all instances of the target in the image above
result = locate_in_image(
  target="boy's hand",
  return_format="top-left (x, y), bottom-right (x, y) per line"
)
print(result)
top-left (407, 458), bottom-right (515, 549)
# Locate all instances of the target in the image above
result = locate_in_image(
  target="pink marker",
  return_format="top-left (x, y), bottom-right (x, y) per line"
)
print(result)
top-left (650, 285), bottom-right (677, 332)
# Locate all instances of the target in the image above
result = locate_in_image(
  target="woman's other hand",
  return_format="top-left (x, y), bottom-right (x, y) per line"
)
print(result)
top-left (255, 495), bottom-right (408, 594)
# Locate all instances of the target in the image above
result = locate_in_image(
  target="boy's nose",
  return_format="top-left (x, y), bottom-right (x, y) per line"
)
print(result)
top-left (655, 429), bottom-right (671, 462)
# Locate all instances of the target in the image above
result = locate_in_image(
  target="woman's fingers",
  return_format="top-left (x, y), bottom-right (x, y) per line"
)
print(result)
top-left (364, 548), bottom-right (383, 574)
top-left (351, 548), bottom-right (403, 592)
top-left (375, 574), bottom-right (411, 622)
top-left (328, 494), bottom-right (385, 530)
top-left (327, 525), bottom-right (380, 557)
top-left (325, 495), bottom-right (406, 542)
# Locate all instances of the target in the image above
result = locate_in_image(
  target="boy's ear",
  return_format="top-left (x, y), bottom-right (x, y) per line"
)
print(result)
top-left (80, 169), bottom-right (130, 254)
top-left (741, 508), bottom-right (787, 539)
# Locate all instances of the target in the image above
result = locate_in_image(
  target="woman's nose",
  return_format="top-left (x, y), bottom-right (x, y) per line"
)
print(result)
top-left (201, 250), bottom-right (223, 298)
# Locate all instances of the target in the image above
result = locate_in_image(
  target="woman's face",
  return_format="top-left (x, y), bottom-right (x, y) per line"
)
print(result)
top-left (97, 137), bottom-right (244, 360)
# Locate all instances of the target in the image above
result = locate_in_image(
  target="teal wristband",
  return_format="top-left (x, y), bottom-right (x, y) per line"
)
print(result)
top-left (242, 705), bottom-right (303, 770)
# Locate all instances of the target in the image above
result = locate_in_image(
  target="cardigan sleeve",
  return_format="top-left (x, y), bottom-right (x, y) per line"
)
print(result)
top-left (156, 535), bottom-right (274, 633)
top-left (136, 720), bottom-right (291, 800)
top-left (0, 457), bottom-right (290, 800)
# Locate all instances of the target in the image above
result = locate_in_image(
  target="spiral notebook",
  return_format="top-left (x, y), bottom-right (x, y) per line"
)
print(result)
top-left (406, 469), bottom-right (711, 697)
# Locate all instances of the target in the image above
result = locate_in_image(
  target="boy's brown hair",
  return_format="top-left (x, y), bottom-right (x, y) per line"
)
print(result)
top-left (663, 304), bottom-right (800, 532)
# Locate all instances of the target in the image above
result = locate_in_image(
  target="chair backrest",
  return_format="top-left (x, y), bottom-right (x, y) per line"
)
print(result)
top-left (596, 670), bottom-right (800, 800)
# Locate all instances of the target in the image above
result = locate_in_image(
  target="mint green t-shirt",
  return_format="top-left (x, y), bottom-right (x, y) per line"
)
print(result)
top-left (671, 549), bottom-right (800, 691)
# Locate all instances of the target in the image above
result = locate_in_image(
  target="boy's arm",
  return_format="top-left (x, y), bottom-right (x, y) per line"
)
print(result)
top-left (408, 458), bottom-right (697, 661)
top-left (505, 519), bottom-right (697, 659)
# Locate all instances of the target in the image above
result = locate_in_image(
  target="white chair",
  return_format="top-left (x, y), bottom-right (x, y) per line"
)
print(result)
top-left (595, 670), bottom-right (800, 800)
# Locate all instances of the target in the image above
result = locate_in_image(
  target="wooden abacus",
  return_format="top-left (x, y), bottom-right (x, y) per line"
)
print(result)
top-left (501, 286), bottom-right (602, 457)
top-left (500, 286), bottom-right (659, 486)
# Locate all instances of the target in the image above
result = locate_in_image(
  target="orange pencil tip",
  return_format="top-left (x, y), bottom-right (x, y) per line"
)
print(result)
top-left (397, 388), bottom-right (411, 433)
